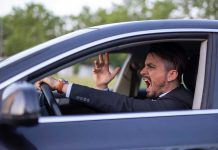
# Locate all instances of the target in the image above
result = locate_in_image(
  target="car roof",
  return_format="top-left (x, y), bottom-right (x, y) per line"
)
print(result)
top-left (92, 19), bottom-right (218, 31)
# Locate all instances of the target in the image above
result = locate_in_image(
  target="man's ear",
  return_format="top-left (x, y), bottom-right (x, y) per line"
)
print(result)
top-left (167, 70), bottom-right (178, 82)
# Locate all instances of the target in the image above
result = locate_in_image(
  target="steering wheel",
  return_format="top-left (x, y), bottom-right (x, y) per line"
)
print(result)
top-left (40, 83), bottom-right (62, 116)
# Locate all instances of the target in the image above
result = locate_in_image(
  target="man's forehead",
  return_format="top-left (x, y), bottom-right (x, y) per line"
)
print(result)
top-left (145, 53), bottom-right (163, 63)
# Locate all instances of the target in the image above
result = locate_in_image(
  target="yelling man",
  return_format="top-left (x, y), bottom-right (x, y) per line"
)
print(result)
top-left (36, 42), bottom-right (193, 112)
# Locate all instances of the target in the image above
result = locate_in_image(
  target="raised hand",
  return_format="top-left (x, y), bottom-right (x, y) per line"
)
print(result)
top-left (92, 53), bottom-right (120, 89)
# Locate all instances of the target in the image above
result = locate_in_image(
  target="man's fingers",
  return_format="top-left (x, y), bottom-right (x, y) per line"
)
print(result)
top-left (35, 77), bottom-right (53, 89)
top-left (99, 54), bottom-right (104, 64)
top-left (92, 68), bottom-right (100, 73)
top-left (105, 53), bottom-right (109, 65)
top-left (34, 81), bottom-right (40, 90)
top-left (94, 60), bottom-right (100, 68)
top-left (111, 67), bottom-right (121, 78)
top-left (93, 60), bottom-right (102, 74)
top-left (35, 80), bottom-right (44, 90)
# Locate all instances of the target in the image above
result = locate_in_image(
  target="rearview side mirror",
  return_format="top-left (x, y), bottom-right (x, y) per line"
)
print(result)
top-left (0, 82), bottom-right (40, 126)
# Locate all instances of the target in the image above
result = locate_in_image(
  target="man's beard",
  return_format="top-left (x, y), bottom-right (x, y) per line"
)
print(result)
top-left (146, 81), bottom-right (166, 99)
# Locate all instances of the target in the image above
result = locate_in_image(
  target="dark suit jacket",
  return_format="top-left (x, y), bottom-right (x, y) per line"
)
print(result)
top-left (69, 84), bottom-right (193, 112)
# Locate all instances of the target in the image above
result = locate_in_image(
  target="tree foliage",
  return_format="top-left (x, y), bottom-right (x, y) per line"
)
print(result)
top-left (69, 0), bottom-right (176, 31)
top-left (176, 0), bottom-right (218, 19)
top-left (1, 0), bottom-right (218, 58)
top-left (2, 3), bottom-right (65, 56)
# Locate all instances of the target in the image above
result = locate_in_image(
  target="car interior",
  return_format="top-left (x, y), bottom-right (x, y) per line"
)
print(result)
top-left (38, 39), bottom-right (205, 116)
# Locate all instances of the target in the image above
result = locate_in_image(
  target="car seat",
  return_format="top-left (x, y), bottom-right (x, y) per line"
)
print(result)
top-left (183, 54), bottom-right (199, 108)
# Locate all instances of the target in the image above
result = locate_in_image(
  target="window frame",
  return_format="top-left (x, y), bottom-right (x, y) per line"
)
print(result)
top-left (36, 32), bottom-right (213, 120)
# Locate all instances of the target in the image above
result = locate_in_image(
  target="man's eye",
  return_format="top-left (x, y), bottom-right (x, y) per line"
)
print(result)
top-left (147, 64), bottom-right (155, 68)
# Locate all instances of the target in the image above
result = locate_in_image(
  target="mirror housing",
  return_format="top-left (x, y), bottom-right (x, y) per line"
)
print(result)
top-left (1, 82), bottom-right (40, 126)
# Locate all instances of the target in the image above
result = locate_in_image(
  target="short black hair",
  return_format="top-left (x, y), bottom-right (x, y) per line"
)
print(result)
top-left (146, 42), bottom-right (186, 82)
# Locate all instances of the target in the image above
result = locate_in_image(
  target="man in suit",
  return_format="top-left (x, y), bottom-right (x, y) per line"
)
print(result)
top-left (35, 43), bottom-right (193, 112)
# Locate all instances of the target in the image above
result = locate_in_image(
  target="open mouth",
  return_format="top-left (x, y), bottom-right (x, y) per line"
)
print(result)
top-left (143, 77), bottom-right (151, 89)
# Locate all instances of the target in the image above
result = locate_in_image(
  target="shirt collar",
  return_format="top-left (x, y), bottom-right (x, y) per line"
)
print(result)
top-left (159, 91), bottom-right (170, 98)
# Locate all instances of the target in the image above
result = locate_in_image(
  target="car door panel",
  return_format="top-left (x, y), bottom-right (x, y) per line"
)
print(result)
top-left (5, 112), bottom-right (216, 149)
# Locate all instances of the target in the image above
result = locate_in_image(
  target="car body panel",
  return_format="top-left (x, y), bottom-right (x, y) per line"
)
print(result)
top-left (1, 110), bottom-right (218, 149)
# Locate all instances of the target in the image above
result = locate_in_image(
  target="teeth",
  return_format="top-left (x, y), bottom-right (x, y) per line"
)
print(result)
top-left (143, 77), bottom-right (148, 81)
top-left (143, 77), bottom-right (150, 87)
top-left (142, 77), bottom-right (146, 80)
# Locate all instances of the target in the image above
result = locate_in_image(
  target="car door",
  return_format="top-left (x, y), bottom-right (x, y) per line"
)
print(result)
top-left (0, 110), bottom-right (217, 149)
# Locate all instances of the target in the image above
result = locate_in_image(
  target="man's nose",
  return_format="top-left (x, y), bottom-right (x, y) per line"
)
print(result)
top-left (140, 67), bottom-right (148, 76)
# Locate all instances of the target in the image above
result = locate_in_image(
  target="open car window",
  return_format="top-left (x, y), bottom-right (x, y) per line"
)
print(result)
top-left (37, 39), bottom-right (206, 116)
top-left (54, 53), bottom-right (128, 90)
